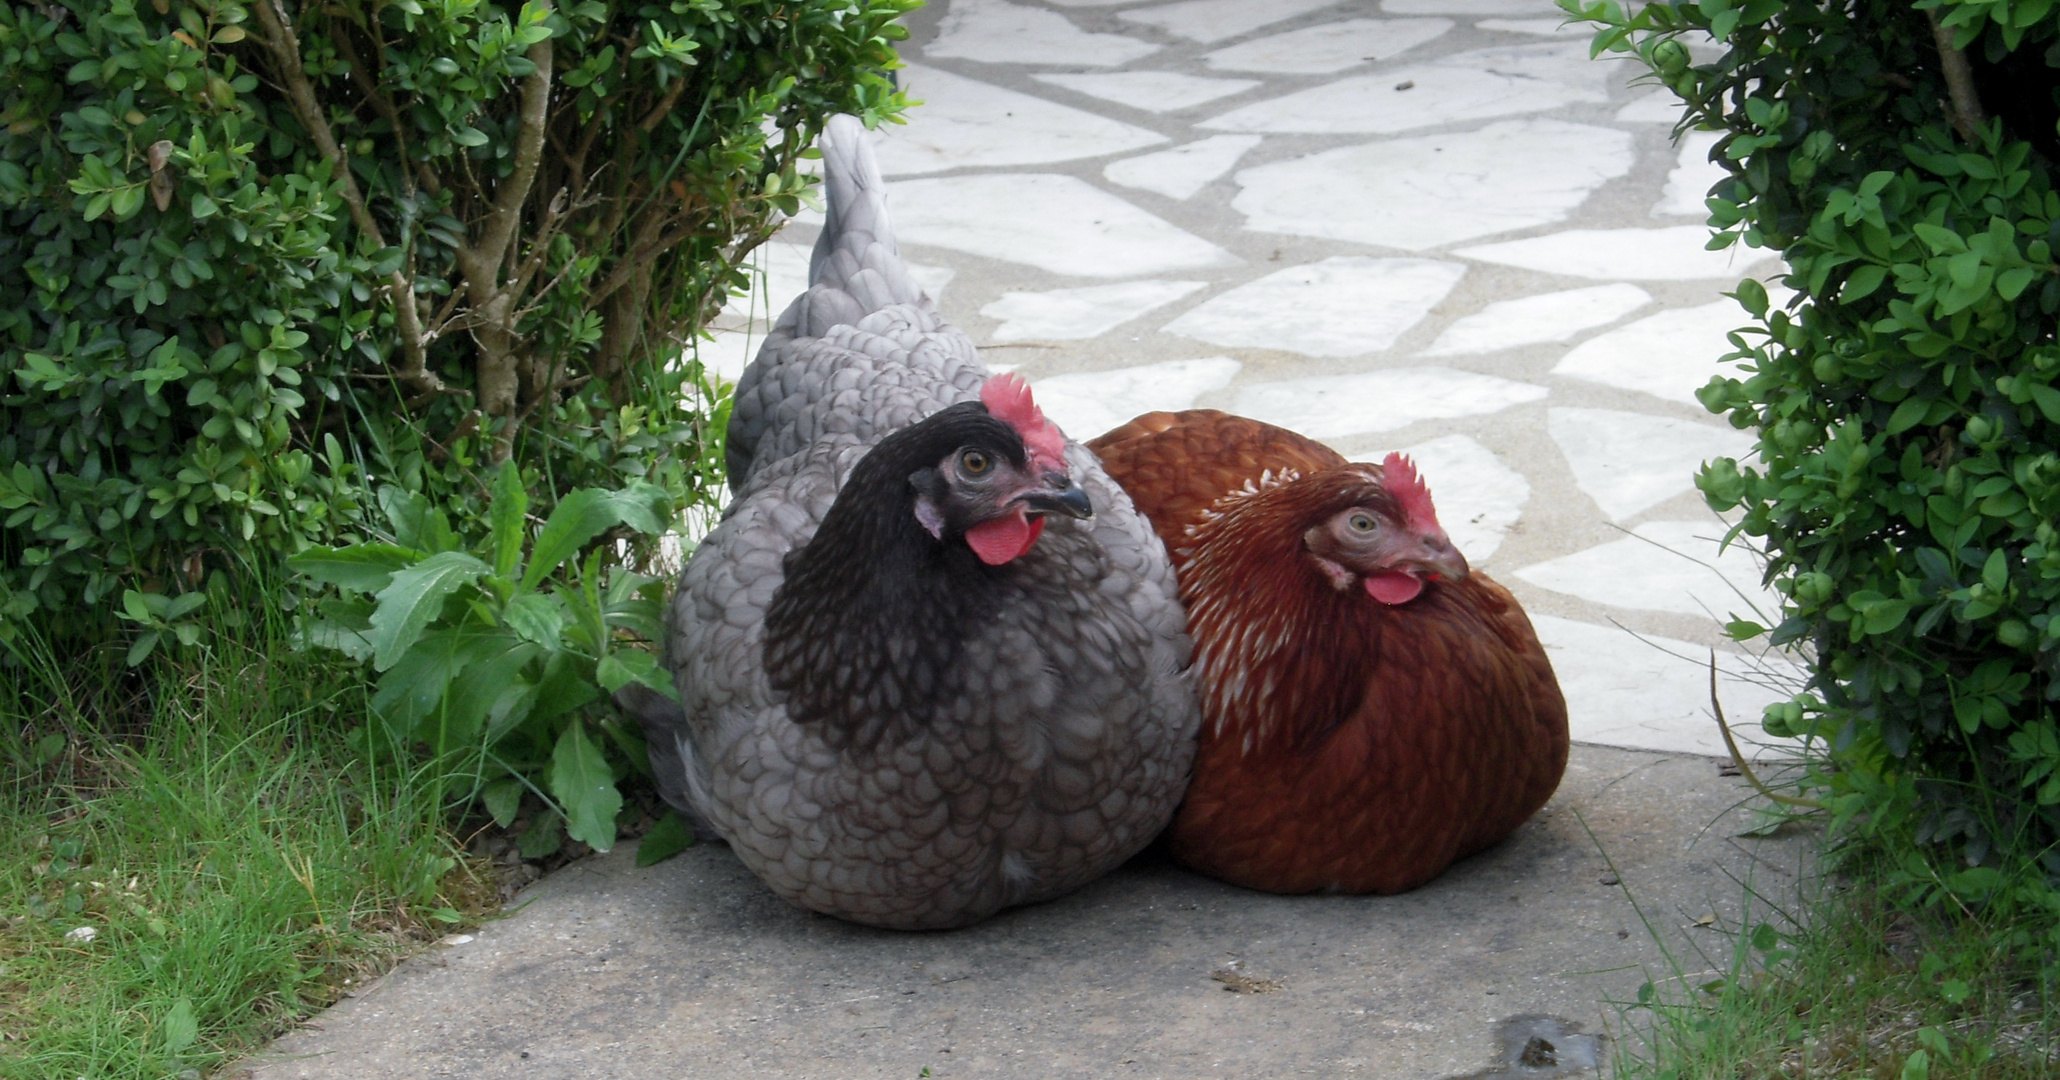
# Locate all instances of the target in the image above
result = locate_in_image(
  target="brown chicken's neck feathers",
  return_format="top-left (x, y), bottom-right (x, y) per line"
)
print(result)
top-left (1182, 467), bottom-right (1416, 755)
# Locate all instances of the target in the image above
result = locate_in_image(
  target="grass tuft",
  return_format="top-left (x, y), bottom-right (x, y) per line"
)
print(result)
top-left (1, 600), bottom-right (492, 1080)
top-left (1612, 865), bottom-right (2057, 1080)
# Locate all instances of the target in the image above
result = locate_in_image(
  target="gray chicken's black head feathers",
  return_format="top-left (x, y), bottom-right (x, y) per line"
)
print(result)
top-left (762, 401), bottom-right (1043, 750)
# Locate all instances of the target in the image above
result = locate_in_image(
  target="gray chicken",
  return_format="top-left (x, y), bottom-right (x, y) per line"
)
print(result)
top-left (628, 115), bottom-right (1198, 930)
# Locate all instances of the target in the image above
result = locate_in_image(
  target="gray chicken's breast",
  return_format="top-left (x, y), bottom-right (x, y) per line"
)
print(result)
top-left (635, 115), bottom-right (1199, 929)
top-left (664, 441), bottom-right (1193, 928)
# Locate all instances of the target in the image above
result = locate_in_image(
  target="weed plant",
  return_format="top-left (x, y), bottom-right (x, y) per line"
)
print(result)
top-left (0, 586), bottom-right (488, 1080)
top-left (1609, 844), bottom-right (2056, 1079)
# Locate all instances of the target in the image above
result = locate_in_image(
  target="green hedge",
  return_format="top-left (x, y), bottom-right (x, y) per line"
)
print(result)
top-left (1567, 0), bottom-right (2060, 925)
top-left (0, 0), bottom-right (913, 643)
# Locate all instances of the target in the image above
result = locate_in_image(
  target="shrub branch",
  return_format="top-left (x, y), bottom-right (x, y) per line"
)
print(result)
top-left (1924, 8), bottom-right (1988, 144)
top-left (251, 0), bottom-right (444, 398)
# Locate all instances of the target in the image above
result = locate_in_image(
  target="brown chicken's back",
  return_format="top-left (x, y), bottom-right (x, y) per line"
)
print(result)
top-left (1089, 410), bottom-right (1349, 555)
top-left (1089, 409), bottom-right (1569, 895)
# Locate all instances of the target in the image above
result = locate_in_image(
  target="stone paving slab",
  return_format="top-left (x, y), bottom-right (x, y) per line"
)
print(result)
top-left (244, 746), bottom-right (1810, 1080)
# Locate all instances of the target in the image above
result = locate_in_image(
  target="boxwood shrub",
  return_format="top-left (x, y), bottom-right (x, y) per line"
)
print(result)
top-left (0, 0), bottom-right (913, 643)
top-left (1566, 0), bottom-right (2060, 928)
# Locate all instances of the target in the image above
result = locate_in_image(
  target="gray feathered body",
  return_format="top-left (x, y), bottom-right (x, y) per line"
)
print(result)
top-left (649, 116), bottom-right (1197, 930)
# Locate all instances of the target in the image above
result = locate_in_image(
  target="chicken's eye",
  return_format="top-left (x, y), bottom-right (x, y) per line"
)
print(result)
top-left (959, 449), bottom-right (991, 476)
top-left (1347, 512), bottom-right (1378, 534)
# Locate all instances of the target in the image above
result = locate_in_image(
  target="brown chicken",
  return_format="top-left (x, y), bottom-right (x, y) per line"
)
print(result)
top-left (1088, 410), bottom-right (1568, 895)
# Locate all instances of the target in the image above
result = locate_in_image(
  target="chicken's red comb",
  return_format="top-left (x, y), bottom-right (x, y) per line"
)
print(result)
top-left (1382, 452), bottom-right (1441, 533)
top-left (981, 373), bottom-right (1067, 466)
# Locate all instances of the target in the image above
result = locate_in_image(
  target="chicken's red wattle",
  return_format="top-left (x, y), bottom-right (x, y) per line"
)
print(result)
top-left (965, 511), bottom-right (1045, 565)
top-left (1364, 570), bottom-right (1423, 605)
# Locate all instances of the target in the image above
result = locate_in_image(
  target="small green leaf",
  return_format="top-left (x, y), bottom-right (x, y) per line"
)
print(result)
top-left (163, 997), bottom-right (198, 1055)
top-left (120, 589), bottom-right (155, 624)
top-left (1862, 599), bottom-right (1910, 635)
top-left (1842, 264), bottom-right (1887, 301)
top-left (125, 629), bottom-right (162, 667)
top-left (1885, 397), bottom-right (1931, 435)
top-left (1982, 548), bottom-right (2008, 592)
top-left (549, 722), bottom-right (622, 852)
top-left (1733, 278), bottom-right (1768, 317)
top-left (636, 812), bottom-right (694, 867)
top-left (2029, 383), bottom-right (2060, 425)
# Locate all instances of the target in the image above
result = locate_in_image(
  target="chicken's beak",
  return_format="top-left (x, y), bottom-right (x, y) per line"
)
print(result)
top-left (1019, 472), bottom-right (1094, 520)
top-left (1407, 533), bottom-right (1469, 582)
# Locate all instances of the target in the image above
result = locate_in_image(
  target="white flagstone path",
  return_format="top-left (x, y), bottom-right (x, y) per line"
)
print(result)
top-left (700, 0), bottom-right (1804, 760)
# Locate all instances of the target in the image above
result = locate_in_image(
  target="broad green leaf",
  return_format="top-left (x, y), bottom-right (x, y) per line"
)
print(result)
top-left (519, 811), bottom-right (564, 860)
top-left (490, 461), bottom-right (528, 580)
top-left (1982, 548), bottom-right (2008, 592)
top-left (368, 551), bottom-right (491, 671)
top-left (289, 544), bottom-right (424, 594)
top-left (595, 652), bottom-right (640, 694)
top-left (522, 489), bottom-right (621, 592)
top-left (1861, 599), bottom-right (1909, 635)
top-left (521, 484), bottom-right (674, 592)
top-left (636, 812), bottom-right (694, 867)
top-left (303, 596), bottom-right (377, 661)
top-left (482, 678), bottom-right (541, 745)
top-left (550, 722), bottom-right (622, 852)
top-left (530, 650), bottom-right (600, 722)
top-left (445, 634), bottom-right (541, 743)
top-left (378, 486), bottom-right (458, 553)
top-left (163, 997), bottom-right (198, 1055)
top-left (482, 777), bottom-right (524, 827)
top-left (597, 647), bottom-right (677, 701)
top-left (370, 632), bottom-right (468, 742)
top-left (378, 486), bottom-right (434, 549)
top-left (503, 592), bottom-right (564, 647)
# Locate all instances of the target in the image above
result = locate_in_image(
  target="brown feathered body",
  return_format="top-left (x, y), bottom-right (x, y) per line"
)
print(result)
top-left (1089, 410), bottom-right (1568, 894)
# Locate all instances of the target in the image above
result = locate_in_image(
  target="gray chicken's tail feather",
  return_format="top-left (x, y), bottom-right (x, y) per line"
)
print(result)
top-left (612, 683), bottom-right (722, 844)
top-left (794, 115), bottom-right (930, 335)
top-left (722, 114), bottom-right (976, 486)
